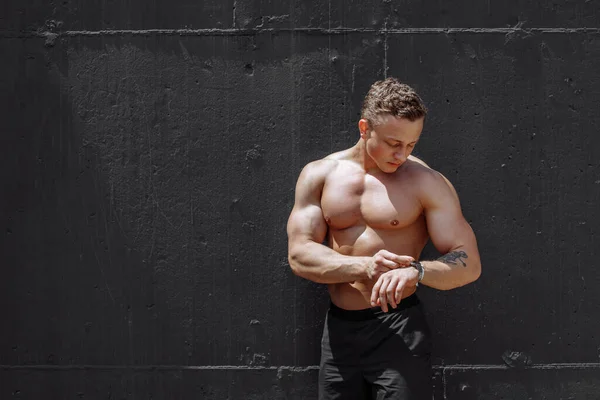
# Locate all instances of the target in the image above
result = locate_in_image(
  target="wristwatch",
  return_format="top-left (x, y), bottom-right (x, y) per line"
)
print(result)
top-left (410, 261), bottom-right (425, 284)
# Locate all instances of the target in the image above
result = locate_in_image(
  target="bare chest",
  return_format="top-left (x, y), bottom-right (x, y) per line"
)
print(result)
top-left (320, 172), bottom-right (422, 230)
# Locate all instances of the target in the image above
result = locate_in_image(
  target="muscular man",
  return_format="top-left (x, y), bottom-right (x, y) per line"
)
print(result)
top-left (287, 78), bottom-right (481, 399)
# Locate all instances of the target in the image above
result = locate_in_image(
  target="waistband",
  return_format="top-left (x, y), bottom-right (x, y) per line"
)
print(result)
top-left (328, 293), bottom-right (420, 321)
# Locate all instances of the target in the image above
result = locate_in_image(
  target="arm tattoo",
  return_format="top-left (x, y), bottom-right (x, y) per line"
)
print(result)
top-left (438, 251), bottom-right (468, 267)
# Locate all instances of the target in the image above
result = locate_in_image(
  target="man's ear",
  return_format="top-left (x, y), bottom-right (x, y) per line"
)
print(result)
top-left (358, 119), bottom-right (370, 139)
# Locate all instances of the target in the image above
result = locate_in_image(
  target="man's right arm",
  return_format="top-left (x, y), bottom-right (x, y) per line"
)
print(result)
top-left (286, 161), bottom-right (370, 284)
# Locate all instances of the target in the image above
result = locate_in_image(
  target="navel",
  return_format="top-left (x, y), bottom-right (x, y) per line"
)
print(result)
top-left (390, 219), bottom-right (399, 226)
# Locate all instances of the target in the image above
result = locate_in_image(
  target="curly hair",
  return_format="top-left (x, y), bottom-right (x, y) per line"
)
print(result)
top-left (361, 77), bottom-right (427, 127)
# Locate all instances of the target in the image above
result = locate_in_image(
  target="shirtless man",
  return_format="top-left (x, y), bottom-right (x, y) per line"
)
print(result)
top-left (286, 78), bottom-right (481, 399)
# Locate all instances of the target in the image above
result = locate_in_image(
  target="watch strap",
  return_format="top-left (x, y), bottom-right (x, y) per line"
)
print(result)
top-left (410, 261), bottom-right (425, 283)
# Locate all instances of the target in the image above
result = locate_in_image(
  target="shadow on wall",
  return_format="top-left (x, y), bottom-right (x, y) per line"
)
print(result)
top-left (2, 34), bottom-right (338, 378)
top-left (0, 39), bottom-right (174, 373)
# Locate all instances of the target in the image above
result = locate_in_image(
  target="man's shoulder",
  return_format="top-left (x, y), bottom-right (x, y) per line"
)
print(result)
top-left (297, 158), bottom-right (340, 190)
top-left (301, 149), bottom-right (355, 176)
top-left (323, 148), bottom-right (355, 162)
top-left (404, 156), bottom-right (441, 181)
top-left (301, 158), bottom-right (338, 176)
top-left (403, 157), bottom-right (459, 202)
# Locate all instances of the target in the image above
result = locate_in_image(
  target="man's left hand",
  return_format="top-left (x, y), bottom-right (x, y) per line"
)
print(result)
top-left (370, 267), bottom-right (419, 312)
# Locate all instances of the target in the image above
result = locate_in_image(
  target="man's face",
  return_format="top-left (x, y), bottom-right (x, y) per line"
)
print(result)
top-left (360, 114), bottom-right (424, 173)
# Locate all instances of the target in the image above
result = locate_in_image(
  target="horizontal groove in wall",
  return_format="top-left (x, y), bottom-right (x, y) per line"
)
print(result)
top-left (1, 363), bottom-right (600, 371)
top-left (1, 27), bottom-right (600, 39)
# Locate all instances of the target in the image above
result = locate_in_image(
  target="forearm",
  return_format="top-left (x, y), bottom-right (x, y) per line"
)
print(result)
top-left (420, 248), bottom-right (481, 290)
top-left (288, 241), bottom-right (370, 284)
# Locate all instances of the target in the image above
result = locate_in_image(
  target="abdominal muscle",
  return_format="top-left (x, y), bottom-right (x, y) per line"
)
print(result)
top-left (326, 224), bottom-right (426, 310)
top-left (328, 276), bottom-right (417, 311)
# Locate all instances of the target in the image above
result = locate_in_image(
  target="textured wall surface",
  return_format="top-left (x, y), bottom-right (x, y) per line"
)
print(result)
top-left (2, 1), bottom-right (600, 399)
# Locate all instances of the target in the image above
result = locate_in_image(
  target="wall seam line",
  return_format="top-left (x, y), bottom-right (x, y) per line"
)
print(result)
top-left (2, 27), bottom-right (600, 39)
top-left (2, 363), bottom-right (600, 371)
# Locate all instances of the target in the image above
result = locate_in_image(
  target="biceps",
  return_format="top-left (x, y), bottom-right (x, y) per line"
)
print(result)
top-left (426, 208), bottom-right (476, 254)
top-left (287, 204), bottom-right (328, 246)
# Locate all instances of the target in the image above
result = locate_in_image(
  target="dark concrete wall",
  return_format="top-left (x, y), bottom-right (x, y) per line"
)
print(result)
top-left (2, 1), bottom-right (600, 399)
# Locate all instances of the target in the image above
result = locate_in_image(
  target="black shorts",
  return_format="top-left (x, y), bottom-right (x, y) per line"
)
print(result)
top-left (319, 294), bottom-right (432, 400)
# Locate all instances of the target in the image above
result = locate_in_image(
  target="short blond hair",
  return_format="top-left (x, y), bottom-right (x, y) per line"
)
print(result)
top-left (361, 77), bottom-right (427, 127)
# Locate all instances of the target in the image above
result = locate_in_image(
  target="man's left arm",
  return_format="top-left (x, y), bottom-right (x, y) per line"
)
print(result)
top-left (419, 171), bottom-right (482, 290)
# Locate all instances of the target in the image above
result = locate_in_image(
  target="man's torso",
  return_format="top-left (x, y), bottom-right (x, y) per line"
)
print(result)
top-left (321, 151), bottom-right (431, 309)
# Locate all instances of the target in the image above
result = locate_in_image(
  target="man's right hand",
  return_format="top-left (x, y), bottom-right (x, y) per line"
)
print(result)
top-left (366, 250), bottom-right (415, 280)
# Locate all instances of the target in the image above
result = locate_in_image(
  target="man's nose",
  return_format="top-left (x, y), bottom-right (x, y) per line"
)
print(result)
top-left (394, 151), bottom-right (406, 162)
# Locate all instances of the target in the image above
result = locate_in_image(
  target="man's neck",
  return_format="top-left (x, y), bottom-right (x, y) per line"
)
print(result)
top-left (351, 139), bottom-right (378, 172)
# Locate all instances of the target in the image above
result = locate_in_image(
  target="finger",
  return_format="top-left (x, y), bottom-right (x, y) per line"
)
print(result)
top-left (377, 258), bottom-right (399, 270)
top-left (390, 255), bottom-right (415, 266)
top-left (394, 279), bottom-right (406, 304)
top-left (387, 277), bottom-right (400, 309)
top-left (379, 279), bottom-right (390, 312)
top-left (371, 276), bottom-right (384, 306)
top-left (371, 255), bottom-right (395, 277)
top-left (379, 251), bottom-right (414, 266)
